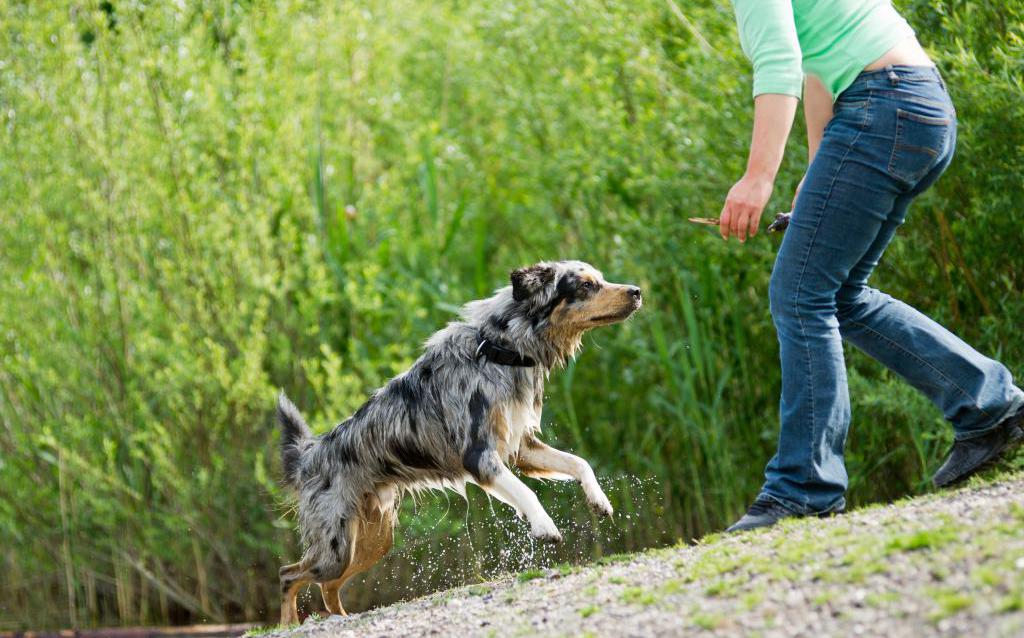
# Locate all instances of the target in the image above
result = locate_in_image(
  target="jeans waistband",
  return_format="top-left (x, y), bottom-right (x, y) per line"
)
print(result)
top-left (847, 64), bottom-right (944, 91)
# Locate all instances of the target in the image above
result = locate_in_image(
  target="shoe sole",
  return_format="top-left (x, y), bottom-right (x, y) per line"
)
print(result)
top-left (727, 506), bottom-right (845, 533)
top-left (934, 424), bottom-right (1024, 488)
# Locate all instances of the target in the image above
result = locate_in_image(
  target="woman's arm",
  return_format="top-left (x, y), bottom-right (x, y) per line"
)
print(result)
top-left (720, 94), bottom-right (798, 242)
top-left (722, 0), bottom-right (803, 242)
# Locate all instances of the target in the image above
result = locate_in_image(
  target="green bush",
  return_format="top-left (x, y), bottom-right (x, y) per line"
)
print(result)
top-left (0, 0), bottom-right (1020, 629)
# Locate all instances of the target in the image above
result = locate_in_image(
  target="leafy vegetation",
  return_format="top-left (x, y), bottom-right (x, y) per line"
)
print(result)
top-left (516, 569), bottom-right (547, 584)
top-left (1, 0), bottom-right (1022, 630)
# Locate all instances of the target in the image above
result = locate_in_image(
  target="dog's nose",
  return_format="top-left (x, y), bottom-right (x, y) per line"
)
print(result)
top-left (627, 286), bottom-right (642, 300)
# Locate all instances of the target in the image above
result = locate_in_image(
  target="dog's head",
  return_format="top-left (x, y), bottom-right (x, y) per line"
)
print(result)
top-left (511, 260), bottom-right (642, 336)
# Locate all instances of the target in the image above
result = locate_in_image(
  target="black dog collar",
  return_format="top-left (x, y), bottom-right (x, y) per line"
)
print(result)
top-left (475, 333), bottom-right (536, 367)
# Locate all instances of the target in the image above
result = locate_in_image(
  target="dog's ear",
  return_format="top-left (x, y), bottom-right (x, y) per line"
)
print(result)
top-left (511, 264), bottom-right (555, 302)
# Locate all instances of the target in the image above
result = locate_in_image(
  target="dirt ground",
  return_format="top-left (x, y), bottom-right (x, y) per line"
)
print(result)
top-left (260, 474), bottom-right (1024, 638)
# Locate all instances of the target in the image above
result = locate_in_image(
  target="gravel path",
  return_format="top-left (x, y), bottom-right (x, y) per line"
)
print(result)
top-left (263, 475), bottom-right (1024, 638)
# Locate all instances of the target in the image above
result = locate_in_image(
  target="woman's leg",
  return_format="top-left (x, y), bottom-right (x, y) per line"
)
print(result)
top-left (836, 157), bottom-right (1024, 439)
top-left (762, 102), bottom-right (904, 514)
top-left (762, 68), bottom-right (1023, 516)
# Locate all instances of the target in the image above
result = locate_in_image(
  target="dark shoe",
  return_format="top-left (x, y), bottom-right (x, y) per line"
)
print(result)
top-left (726, 496), bottom-right (800, 533)
top-left (932, 411), bottom-right (1024, 488)
top-left (727, 496), bottom-right (844, 533)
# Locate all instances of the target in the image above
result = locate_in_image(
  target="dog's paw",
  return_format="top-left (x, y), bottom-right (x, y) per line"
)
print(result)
top-left (531, 520), bottom-right (563, 544)
top-left (532, 529), bottom-right (563, 544)
top-left (589, 494), bottom-right (614, 518)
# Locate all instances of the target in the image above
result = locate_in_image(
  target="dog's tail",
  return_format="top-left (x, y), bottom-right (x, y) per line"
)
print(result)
top-left (277, 391), bottom-right (313, 488)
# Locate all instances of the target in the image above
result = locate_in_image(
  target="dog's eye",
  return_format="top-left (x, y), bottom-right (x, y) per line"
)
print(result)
top-left (581, 281), bottom-right (597, 291)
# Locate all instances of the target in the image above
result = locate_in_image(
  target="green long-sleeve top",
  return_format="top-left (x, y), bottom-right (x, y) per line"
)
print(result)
top-left (732, 0), bottom-right (915, 100)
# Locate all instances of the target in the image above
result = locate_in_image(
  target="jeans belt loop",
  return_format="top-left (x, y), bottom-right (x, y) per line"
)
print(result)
top-left (886, 64), bottom-right (899, 85)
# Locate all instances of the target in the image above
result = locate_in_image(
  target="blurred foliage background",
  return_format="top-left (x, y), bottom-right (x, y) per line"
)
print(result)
top-left (1, 0), bottom-right (1021, 629)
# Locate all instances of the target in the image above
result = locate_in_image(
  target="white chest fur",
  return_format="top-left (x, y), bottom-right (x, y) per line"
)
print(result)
top-left (496, 397), bottom-right (542, 462)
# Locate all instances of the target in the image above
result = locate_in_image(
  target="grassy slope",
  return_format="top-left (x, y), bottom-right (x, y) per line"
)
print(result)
top-left (255, 472), bottom-right (1024, 637)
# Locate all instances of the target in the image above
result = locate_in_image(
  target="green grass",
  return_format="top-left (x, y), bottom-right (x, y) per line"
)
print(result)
top-left (244, 626), bottom-right (292, 637)
top-left (741, 590), bottom-right (765, 611)
top-left (620, 587), bottom-right (658, 606)
top-left (865, 592), bottom-right (900, 608)
top-left (578, 604), bottom-right (599, 618)
top-left (1009, 503), bottom-right (1024, 523)
top-left (703, 577), bottom-right (743, 599)
top-left (928, 590), bottom-right (975, 622)
top-left (997, 594), bottom-right (1024, 614)
top-left (596, 553), bottom-right (635, 566)
top-left (631, 472), bottom-right (1024, 630)
top-left (517, 568), bottom-right (546, 584)
top-left (660, 579), bottom-right (685, 595)
top-left (885, 527), bottom-right (959, 553)
top-left (691, 612), bottom-right (725, 630)
top-left (812, 591), bottom-right (836, 606)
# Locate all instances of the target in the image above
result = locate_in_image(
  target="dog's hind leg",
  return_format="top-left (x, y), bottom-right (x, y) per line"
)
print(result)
top-left (314, 518), bottom-right (356, 616)
top-left (279, 561), bottom-right (314, 625)
top-left (282, 516), bottom-right (356, 622)
top-left (319, 580), bottom-right (345, 616)
top-left (473, 453), bottom-right (562, 543)
top-left (316, 489), bottom-right (396, 616)
top-left (514, 438), bottom-right (613, 517)
top-left (317, 525), bottom-right (394, 616)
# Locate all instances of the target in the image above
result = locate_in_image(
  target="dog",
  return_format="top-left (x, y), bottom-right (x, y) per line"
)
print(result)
top-left (275, 260), bottom-right (642, 623)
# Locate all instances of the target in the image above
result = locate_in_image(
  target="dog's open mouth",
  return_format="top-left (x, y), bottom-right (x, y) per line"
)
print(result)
top-left (589, 304), bottom-right (640, 324)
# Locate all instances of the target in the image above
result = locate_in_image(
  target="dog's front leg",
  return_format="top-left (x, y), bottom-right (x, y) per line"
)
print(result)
top-left (515, 439), bottom-right (613, 517)
top-left (477, 459), bottom-right (563, 544)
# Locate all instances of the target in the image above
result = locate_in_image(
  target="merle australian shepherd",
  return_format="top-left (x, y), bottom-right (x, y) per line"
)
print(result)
top-left (275, 260), bottom-right (642, 623)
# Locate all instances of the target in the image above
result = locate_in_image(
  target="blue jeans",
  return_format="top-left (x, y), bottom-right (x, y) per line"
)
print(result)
top-left (761, 65), bottom-right (1024, 514)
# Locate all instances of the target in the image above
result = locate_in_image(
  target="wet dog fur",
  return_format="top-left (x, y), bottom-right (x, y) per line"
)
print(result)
top-left (275, 260), bottom-right (642, 623)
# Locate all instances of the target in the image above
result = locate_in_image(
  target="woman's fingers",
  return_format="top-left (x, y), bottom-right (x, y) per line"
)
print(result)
top-left (719, 202), bottom-right (733, 240)
top-left (721, 201), bottom-right (756, 242)
top-left (747, 207), bottom-right (760, 238)
top-left (732, 205), bottom-right (747, 242)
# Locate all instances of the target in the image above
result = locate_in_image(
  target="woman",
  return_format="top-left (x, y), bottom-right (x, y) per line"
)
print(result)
top-left (721, 0), bottom-right (1024, 532)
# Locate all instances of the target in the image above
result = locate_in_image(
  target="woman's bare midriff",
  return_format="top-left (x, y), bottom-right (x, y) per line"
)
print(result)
top-left (865, 37), bottom-right (934, 70)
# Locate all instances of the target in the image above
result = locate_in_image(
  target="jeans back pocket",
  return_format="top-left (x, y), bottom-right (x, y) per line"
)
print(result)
top-left (887, 108), bottom-right (951, 185)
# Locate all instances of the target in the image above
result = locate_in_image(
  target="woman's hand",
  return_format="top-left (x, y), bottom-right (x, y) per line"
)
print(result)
top-left (720, 172), bottom-right (774, 242)
top-left (720, 93), bottom-right (798, 243)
